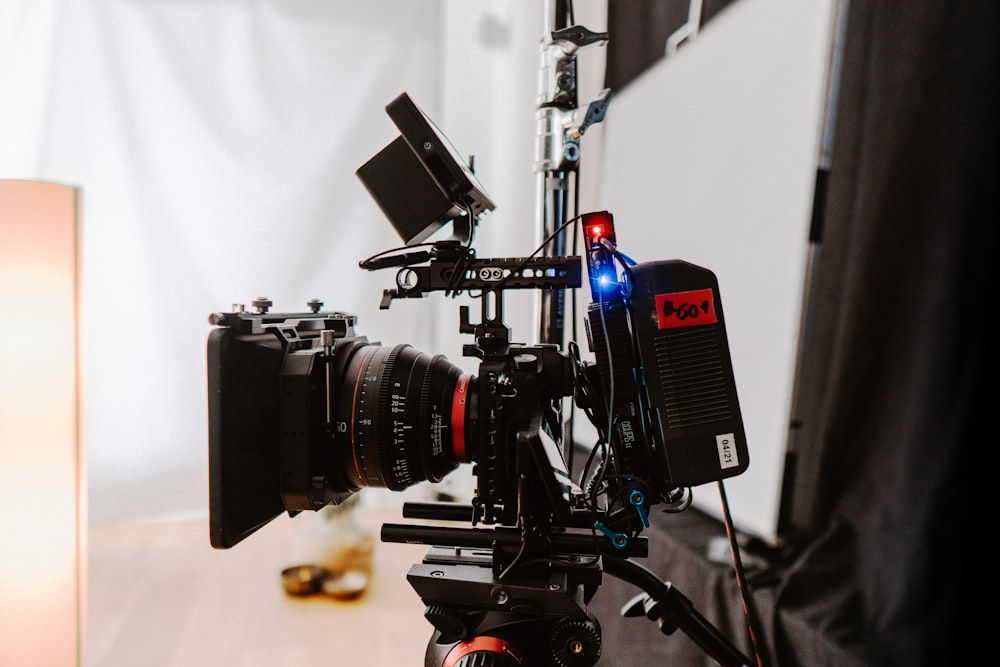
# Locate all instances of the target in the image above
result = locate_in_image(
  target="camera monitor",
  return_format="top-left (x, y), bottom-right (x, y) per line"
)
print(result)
top-left (356, 92), bottom-right (495, 245)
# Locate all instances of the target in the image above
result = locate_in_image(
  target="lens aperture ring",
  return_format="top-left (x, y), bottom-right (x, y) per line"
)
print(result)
top-left (375, 344), bottom-right (416, 490)
top-left (350, 345), bottom-right (388, 488)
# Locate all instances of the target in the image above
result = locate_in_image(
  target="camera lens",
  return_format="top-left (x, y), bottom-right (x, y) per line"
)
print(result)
top-left (331, 343), bottom-right (473, 492)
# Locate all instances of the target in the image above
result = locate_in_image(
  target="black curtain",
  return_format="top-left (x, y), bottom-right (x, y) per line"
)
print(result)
top-left (598, 1), bottom-right (998, 664)
top-left (780, 1), bottom-right (996, 663)
top-left (605, 0), bottom-right (737, 92)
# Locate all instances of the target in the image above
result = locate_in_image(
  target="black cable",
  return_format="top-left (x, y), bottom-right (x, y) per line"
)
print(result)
top-left (358, 241), bottom-right (435, 270)
top-left (593, 282), bottom-right (613, 508)
top-left (718, 480), bottom-right (768, 667)
top-left (476, 214), bottom-right (582, 296)
top-left (444, 203), bottom-right (478, 297)
top-left (567, 171), bottom-right (581, 475)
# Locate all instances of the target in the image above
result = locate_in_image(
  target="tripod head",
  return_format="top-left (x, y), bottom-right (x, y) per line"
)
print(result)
top-left (408, 543), bottom-right (603, 666)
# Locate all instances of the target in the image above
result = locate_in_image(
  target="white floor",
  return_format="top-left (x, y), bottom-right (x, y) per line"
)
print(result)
top-left (86, 509), bottom-right (433, 666)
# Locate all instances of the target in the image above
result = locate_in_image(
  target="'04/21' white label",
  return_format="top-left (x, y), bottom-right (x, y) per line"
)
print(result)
top-left (717, 433), bottom-right (739, 470)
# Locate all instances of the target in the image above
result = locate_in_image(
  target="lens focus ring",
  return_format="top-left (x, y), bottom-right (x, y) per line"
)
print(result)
top-left (338, 343), bottom-right (467, 492)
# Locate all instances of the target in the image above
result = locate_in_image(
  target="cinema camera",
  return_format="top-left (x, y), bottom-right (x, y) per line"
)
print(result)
top-left (208, 92), bottom-right (753, 666)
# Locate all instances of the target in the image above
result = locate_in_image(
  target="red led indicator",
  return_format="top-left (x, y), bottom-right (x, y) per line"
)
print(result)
top-left (582, 211), bottom-right (616, 247)
top-left (655, 288), bottom-right (718, 329)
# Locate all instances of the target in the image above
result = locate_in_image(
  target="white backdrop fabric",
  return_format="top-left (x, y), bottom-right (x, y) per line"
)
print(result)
top-left (2, 0), bottom-right (466, 523)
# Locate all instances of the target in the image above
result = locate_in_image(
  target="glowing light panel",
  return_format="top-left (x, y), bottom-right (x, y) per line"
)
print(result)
top-left (0, 179), bottom-right (83, 666)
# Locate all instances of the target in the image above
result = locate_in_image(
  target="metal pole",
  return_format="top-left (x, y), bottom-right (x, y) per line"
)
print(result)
top-left (533, 1), bottom-right (608, 346)
top-left (535, 0), bottom-right (572, 345)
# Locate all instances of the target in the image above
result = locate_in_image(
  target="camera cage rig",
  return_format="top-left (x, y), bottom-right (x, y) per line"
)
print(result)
top-left (363, 245), bottom-right (642, 551)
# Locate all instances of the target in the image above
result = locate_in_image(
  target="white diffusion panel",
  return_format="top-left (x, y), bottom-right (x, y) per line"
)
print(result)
top-left (595, 0), bottom-right (835, 542)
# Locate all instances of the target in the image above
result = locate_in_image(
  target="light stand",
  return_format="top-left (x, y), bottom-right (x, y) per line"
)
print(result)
top-left (534, 1), bottom-right (611, 347)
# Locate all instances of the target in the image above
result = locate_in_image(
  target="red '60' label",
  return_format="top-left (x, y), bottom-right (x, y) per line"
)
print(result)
top-left (655, 288), bottom-right (717, 329)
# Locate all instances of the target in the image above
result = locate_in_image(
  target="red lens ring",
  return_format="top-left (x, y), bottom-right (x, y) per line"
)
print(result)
top-left (451, 373), bottom-right (471, 463)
